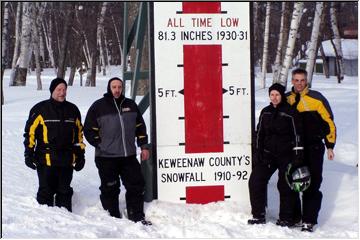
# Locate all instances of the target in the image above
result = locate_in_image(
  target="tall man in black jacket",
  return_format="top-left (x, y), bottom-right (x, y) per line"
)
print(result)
top-left (24, 78), bottom-right (86, 212)
top-left (84, 77), bottom-right (151, 225)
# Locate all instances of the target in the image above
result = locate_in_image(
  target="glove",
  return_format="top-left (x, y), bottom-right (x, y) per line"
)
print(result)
top-left (25, 155), bottom-right (37, 170)
top-left (73, 156), bottom-right (85, 171)
top-left (292, 147), bottom-right (304, 168)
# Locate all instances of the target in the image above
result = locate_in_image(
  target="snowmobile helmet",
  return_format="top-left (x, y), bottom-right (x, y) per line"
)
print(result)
top-left (285, 163), bottom-right (311, 192)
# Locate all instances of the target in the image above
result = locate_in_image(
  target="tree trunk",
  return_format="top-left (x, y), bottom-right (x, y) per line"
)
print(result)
top-left (68, 66), bottom-right (76, 86)
top-left (253, 2), bottom-right (260, 66)
top-left (42, 13), bottom-right (56, 70)
top-left (82, 37), bottom-right (91, 68)
top-left (31, 2), bottom-right (47, 90)
top-left (112, 15), bottom-right (123, 66)
top-left (330, 39), bottom-right (342, 83)
top-left (1, 2), bottom-right (10, 105)
top-left (14, 2), bottom-right (33, 86)
top-left (9, 2), bottom-right (22, 86)
top-left (272, 2), bottom-right (287, 83)
top-left (32, 15), bottom-right (42, 90)
top-left (306, 2), bottom-right (323, 88)
top-left (319, 43), bottom-right (330, 78)
top-left (330, 2), bottom-right (345, 81)
top-left (86, 51), bottom-right (97, 87)
top-left (2, 2), bottom-right (10, 78)
top-left (278, 2), bottom-right (304, 88)
top-left (57, 3), bottom-right (74, 79)
top-left (260, 2), bottom-right (271, 89)
top-left (103, 30), bottom-right (110, 68)
top-left (97, 2), bottom-right (108, 76)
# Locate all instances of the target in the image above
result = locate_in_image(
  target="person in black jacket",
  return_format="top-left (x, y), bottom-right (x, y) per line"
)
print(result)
top-left (23, 78), bottom-right (85, 212)
top-left (248, 83), bottom-right (303, 227)
top-left (84, 77), bottom-right (151, 225)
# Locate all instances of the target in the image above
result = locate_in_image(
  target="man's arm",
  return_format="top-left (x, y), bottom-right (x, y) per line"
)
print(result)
top-left (83, 104), bottom-right (101, 148)
top-left (23, 107), bottom-right (40, 169)
top-left (135, 106), bottom-right (149, 160)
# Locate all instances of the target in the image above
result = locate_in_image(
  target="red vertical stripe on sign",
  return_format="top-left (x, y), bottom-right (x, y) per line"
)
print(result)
top-left (183, 45), bottom-right (223, 153)
top-left (182, 2), bottom-right (221, 13)
top-left (186, 185), bottom-right (225, 204)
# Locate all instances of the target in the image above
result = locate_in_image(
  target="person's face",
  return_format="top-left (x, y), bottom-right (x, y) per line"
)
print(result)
top-left (110, 80), bottom-right (123, 98)
top-left (270, 90), bottom-right (282, 107)
top-left (292, 73), bottom-right (307, 93)
top-left (51, 83), bottom-right (67, 102)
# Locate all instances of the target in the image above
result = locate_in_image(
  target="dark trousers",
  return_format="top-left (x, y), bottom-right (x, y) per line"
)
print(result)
top-left (95, 155), bottom-right (145, 221)
top-left (249, 154), bottom-right (298, 222)
top-left (294, 142), bottom-right (325, 224)
top-left (36, 165), bottom-right (74, 212)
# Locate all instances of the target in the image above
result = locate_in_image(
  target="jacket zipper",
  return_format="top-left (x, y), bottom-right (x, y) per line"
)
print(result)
top-left (113, 98), bottom-right (128, 156)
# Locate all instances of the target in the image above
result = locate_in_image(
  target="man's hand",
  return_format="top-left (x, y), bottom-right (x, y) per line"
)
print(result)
top-left (327, 148), bottom-right (335, 160)
top-left (140, 149), bottom-right (150, 161)
top-left (73, 156), bottom-right (85, 171)
top-left (25, 156), bottom-right (37, 170)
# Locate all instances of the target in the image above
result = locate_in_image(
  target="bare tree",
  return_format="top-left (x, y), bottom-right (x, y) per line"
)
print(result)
top-left (112, 14), bottom-right (124, 66)
top-left (9, 2), bottom-right (22, 86)
top-left (319, 44), bottom-right (330, 77)
top-left (278, 2), bottom-right (304, 88)
top-left (97, 2), bottom-right (109, 76)
top-left (57, 2), bottom-right (75, 79)
top-left (2, 2), bottom-right (11, 104)
top-left (84, 3), bottom-right (101, 87)
top-left (42, 4), bottom-right (56, 71)
top-left (330, 2), bottom-right (345, 82)
top-left (31, 2), bottom-right (47, 90)
top-left (272, 2), bottom-right (289, 83)
top-left (260, 2), bottom-right (271, 88)
top-left (252, 2), bottom-right (261, 66)
top-left (13, 2), bottom-right (33, 86)
top-left (306, 2), bottom-right (323, 87)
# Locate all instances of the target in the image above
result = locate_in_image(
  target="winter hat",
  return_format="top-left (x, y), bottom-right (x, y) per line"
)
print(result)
top-left (107, 77), bottom-right (123, 94)
top-left (269, 83), bottom-right (285, 96)
top-left (49, 78), bottom-right (67, 94)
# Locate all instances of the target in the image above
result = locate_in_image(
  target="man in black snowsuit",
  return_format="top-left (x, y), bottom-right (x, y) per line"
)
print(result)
top-left (84, 77), bottom-right (151, 225)
top-left (248, 83), bottom-right (303, 227)
top-left (23, 78), bottom-right (86, 212)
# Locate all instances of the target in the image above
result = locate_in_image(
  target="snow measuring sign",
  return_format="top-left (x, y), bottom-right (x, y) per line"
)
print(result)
top-left (152, 2), bottom-right (253, 204)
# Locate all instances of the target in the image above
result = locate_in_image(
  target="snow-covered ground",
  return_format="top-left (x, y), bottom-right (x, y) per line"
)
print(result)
top-left (2, 67), bottom-right (358, 238)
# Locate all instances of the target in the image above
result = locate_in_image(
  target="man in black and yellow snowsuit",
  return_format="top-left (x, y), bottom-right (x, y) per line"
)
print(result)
top-left (287, 68), bottom-right (336, 232)
top-left (23, 78), bottom-right (85, 212)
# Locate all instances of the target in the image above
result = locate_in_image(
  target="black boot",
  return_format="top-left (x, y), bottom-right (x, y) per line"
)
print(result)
top-left (301, 223), bottom-right (314, 232)
top-left (55, 189), bottom-right (73, 212)
top-left (276, 219), bottom-right (295, 227)
top-left (248, 217), bottom-right (266, 225)
top-left (100, 194), bottom-right (121, 218)
top-left (139, 219), bottom-right (152, 226)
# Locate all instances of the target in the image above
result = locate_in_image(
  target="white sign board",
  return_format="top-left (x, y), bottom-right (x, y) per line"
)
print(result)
top-left (153, 2), bottom-right (252, 204)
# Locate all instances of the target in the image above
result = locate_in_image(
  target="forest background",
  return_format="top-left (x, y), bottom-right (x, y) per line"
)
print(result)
top-left (1, 2), bottom-right (358, 103)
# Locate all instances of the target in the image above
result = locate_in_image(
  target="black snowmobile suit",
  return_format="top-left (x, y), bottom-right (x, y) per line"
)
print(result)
top-left (23, 98), bottom-right (85, 211)
top-left (84, 84), bottom-right (149, 222)
top-left (249, 101), bottom-right (303, 222)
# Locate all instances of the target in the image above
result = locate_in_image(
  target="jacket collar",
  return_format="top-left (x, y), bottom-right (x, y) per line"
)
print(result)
top-left (103, 92), bottom-right (125, 102)
top-left (291, 85), bottom-right (309, 97)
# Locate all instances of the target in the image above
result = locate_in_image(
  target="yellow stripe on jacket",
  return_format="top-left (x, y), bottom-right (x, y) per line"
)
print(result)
top-left (287, 87), bottom-right (336, 147)
top-left (28, 114), bottom-right (49, 148)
